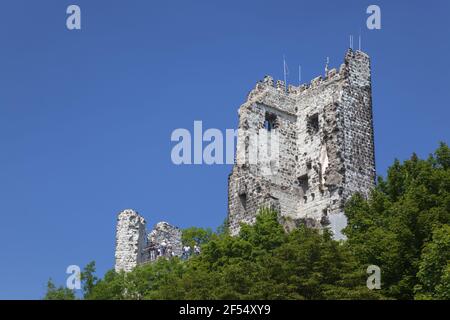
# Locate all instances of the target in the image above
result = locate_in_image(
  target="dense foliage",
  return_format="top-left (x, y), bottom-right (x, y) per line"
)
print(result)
top-left (44, 279), bottom-right (76, 300)
top-left (344, 142), bottom-right (450, 299)
top-left (45, 143), bottom-right (449, 300)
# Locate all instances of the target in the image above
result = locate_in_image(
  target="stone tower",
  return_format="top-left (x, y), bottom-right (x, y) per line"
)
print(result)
top-left (115, 209), bottom-right (147, 272)
top-left (228, 49), bottom-right (376, 239)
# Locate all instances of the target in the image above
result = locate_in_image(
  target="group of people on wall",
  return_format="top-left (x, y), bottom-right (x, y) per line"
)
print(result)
top-left (144, 241), bottom-right (201, 262)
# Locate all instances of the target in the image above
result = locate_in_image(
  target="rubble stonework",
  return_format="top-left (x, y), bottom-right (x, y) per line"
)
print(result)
top-left (114, 210), bottom-right (182, 272)
top-left (144, 222), bottom-right (182, 260)
top-left (227, 49), bottom-right (376, 239)
top-left (114, 209), bottom-right (147, 272)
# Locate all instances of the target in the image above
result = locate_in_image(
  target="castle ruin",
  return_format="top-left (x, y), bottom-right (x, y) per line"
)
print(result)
top-left (115, 49), bottom-right (376, 272)
top-left (227, 49), bottom-right (376, 239)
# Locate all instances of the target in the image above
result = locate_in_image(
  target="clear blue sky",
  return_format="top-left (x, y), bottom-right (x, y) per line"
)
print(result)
top-left (0, 0), bottom-right (448, 299)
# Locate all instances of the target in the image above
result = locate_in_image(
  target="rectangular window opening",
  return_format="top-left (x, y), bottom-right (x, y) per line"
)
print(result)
top-left (239, 193), bottom-right (247, 211)
top-left (298, 174), bottom-right (309, 193)
top-left (307, 113), bottom-right (319, 134)
top-left (264, 112), bottom-right (277, 131)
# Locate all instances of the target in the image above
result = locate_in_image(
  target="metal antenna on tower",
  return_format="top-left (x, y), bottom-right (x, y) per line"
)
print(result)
top-left (325, 57), bottom-right (329, 75)
top-left (359, 29), bottom-right (362, 51)
top-left (283, 55), bottom-right (288, 92)
top-left (299, 65), bottom-right (302, 85)
top-left (349, 35), bottom-right (354, 49)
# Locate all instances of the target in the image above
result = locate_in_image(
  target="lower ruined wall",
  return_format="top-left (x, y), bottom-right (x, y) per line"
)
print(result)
top-left (114, 209), bottom-right (182, 272)
top-left (143, 222), bottom-right (183, 261)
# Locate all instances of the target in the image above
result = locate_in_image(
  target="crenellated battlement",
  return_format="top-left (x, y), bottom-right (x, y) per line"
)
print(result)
top-left (245, 49), bottom-right (369, 116)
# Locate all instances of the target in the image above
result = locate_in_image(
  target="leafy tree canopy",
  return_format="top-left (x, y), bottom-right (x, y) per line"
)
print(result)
top-left (43, 279), bottom-right (75, 300)
top-left (344, 142), bottom-right (450, 299)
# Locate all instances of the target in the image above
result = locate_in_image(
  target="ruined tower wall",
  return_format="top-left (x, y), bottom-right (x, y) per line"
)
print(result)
top-left (340, 50), bottom-right (376, 200)
top-left (115, 209), bottom-right (147, 272)
top-left (228, 49), bottom-right (376, 238)
top-left (293, 69), bottom-right (346, 225)
top-left (228, 79), bottom-right (300, 233)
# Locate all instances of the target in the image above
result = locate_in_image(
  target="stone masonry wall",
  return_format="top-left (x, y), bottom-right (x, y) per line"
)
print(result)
top-left (144, 222), bottom-right (182, 260)
top-left (114, 210), bottom-right (182, 272)
top-left (115, 209), bottom-right (147, 272)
